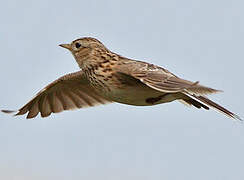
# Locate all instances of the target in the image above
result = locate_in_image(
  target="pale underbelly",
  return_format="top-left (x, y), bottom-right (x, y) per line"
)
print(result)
top-left (89, 73), bottom-right (180, 106)
top-left (101, 85), bottom-right (179, 106)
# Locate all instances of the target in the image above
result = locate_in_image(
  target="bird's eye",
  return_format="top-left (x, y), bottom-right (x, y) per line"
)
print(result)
top-left (75, 42), bottom-right (81, 48)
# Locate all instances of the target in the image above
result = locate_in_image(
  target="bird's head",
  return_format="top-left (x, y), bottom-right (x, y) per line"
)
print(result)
top-left (59, 37), bottom-right (108, 68)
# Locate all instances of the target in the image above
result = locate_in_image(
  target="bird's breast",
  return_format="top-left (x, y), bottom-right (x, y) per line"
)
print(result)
top-left (89, 72), bottom-right (176, 106)
top-left (84, 64), bottom-right (178, 106)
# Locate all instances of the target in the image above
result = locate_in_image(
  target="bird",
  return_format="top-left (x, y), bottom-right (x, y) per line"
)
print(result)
top-left (1, 37), bottom-right (242, 121)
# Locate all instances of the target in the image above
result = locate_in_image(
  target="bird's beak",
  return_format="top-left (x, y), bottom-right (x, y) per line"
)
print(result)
top-left (59, 44), bottom-right (71, 50)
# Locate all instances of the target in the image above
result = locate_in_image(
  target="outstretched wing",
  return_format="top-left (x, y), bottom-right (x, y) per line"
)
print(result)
top-left (2, 71), bottom-right (112, 119)
top-left (116, 60), bottom-right (219, 95)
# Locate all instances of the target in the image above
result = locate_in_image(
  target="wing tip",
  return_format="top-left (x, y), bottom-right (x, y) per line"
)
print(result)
top-left (1, 109), bottom-right (16, 114)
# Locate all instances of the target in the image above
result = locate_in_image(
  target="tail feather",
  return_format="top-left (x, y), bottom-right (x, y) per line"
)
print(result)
top-left (184, 92), bottom-right (242, 121)
top-left (179, 98), bottom-right (209, 110)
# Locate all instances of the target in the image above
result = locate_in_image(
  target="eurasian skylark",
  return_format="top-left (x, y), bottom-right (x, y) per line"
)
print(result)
top-left (2, 37), bottom-right (241, 120)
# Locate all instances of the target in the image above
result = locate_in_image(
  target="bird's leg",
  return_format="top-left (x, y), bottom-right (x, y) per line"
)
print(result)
top-left (145, 93), bottom-right (170, 104)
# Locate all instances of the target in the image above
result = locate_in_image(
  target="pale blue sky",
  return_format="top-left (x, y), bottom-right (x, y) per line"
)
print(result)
top-left (0, 0), bottom-right (244, 179)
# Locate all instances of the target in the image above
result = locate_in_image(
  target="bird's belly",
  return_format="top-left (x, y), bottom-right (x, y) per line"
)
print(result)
top-left (89, 72), bottom-right (179, 106)
top-left (102, 84), bottom-right (178, 106)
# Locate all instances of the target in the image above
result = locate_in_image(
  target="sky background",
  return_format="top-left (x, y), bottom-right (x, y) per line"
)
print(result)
top-left (0, 0), bottom-right (244, 179)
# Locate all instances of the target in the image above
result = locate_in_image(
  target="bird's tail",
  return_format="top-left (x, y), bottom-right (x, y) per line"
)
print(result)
top-left (182, 92), bottom-right (242, 121)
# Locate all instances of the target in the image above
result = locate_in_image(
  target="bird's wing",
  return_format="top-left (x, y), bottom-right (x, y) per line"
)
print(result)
top-left (116, 60), bottom-right (220, 95)
top-left (2, 71), bottom-right (112, 119)
top-left (116, 60), bottom-right (242, 121)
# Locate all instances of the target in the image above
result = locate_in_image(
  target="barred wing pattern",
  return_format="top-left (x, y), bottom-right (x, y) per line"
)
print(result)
top-left (3, 71), bottom-right (112, 119)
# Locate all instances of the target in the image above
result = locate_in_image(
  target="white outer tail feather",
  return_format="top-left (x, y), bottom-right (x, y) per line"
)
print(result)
top-left (184, 91), bottom-right (242, 121)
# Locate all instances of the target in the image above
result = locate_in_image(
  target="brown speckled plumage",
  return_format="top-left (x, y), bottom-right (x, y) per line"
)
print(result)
top-left (1, 37), bottom-right (242, 121)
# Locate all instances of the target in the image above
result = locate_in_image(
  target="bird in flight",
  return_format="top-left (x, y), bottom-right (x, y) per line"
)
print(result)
top-left (2, 37), bottom-right (241, 120)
